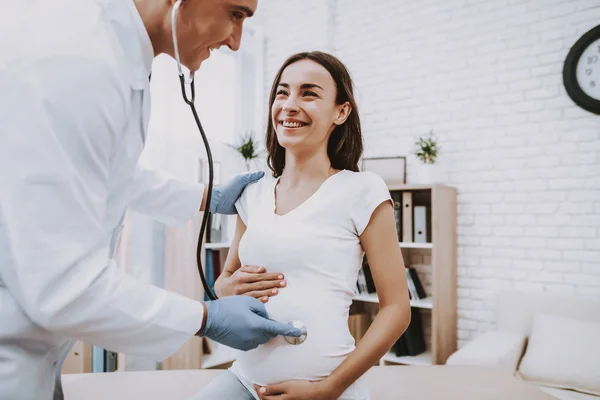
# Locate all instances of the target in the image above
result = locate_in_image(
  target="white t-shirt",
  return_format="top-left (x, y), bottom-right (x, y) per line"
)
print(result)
top-left (229, 169), bottom-right (391, 399)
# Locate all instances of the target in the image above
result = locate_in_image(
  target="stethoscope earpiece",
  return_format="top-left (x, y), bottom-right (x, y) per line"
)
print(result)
top-left (171, 0), bottom-right (193, 85)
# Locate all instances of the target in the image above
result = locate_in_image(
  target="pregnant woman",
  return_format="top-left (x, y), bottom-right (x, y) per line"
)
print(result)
top-left (193, 51), bottom-right (411, 400)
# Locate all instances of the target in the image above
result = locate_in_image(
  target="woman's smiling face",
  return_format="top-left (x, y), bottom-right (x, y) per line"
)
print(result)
top-left (271, 59), bottom-right (346, 154)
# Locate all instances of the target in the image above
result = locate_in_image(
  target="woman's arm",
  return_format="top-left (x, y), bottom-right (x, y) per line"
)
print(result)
top-left (321, 200), bottom-right (411, 398)
top-left (214, 215), bottom-right (246, 291)
top-left (214, 216), bottom-right (286, 302)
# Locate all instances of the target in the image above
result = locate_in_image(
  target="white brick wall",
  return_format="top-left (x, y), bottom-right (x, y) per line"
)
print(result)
top-left (257, 0), bottom-right (600, 346)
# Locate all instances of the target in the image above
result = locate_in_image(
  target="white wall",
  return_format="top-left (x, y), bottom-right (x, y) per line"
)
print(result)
top-left (258, 0), bottom-right (600, 345)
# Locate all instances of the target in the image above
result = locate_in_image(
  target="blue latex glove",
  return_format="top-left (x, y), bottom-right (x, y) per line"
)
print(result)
top-left (200, 296), bottom-right (304, 351)
top-left (210, 171), bottom-right (265, 215)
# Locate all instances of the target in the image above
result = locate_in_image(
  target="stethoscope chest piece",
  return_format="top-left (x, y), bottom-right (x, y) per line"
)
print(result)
top-left (284, 320), bottom-right (308, 345)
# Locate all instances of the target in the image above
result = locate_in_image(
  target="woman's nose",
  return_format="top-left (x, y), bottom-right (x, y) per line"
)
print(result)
top-left (282, 97), bottom-right (299, 113)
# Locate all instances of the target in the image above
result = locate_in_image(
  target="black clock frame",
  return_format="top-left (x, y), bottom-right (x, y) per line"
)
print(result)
top-left (563, 24), bottom-right (600, 115)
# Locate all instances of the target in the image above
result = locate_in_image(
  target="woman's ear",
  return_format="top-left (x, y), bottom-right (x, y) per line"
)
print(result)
top-left (334, 102), bottom-right (352, 125)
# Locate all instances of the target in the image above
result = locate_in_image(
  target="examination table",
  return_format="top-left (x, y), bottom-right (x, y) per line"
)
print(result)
top-left (62, 365), bottom-right (558, 399)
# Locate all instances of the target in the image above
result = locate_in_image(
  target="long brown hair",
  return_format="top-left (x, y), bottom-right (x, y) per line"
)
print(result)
top-left (265, 51), bottom-right (363, 177)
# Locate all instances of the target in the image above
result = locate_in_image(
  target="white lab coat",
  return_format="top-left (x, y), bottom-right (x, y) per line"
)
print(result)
top-left (0, 1), bottom-right (207, 398)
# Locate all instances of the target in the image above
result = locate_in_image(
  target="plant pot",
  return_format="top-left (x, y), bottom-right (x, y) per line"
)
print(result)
top-left (417, 163), bottom-right (442, 184)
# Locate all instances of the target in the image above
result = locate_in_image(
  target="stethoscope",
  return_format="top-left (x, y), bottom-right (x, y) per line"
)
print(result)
top-left (170, 0), bottom-right (307, 344)
top-left (171, 0), bottom-right (217, 303)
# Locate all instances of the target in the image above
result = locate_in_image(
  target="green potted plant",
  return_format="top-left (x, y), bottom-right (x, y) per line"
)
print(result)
top-left (227, 130), bottom-right (263, 171)
top-left (414, 130), bottom-right (441, 183)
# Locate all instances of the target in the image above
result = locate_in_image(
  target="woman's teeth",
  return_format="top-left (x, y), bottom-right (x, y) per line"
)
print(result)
top-left (281, 121), bottom-right (307, 128)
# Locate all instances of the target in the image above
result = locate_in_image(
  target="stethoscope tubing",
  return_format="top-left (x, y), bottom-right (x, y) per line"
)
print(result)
top-left (172, 0), bottom-right (218, 301)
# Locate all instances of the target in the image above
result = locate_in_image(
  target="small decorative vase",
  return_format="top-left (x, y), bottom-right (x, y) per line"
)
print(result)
top-left (418, 163), bottom-right (441, 184)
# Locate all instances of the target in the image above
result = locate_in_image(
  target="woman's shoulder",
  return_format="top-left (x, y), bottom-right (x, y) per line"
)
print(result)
top-left (338, 169), bottom-right (388, 189)
top-left (239, 170), bottom-right (277, 199)
top-left (337, 169), bottom-right (391, 204)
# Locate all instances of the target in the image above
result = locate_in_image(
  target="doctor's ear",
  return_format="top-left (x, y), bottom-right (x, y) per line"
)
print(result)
top-left (334, 102), bottom-right (352, 125)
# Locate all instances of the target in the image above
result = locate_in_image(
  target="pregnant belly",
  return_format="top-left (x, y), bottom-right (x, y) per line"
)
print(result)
top-left (234, 287), bottom-right (355, 385)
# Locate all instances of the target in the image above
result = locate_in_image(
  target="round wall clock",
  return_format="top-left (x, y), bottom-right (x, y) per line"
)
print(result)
top-left (563, 25), bottom-right (600, 115)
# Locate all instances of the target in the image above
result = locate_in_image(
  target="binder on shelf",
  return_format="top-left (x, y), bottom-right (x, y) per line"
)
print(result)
top-left (392, 307), bottom-right (426, 357)
top-left (413, 205), bottom-right (427, 243)
top-left (205, 213), bottom-right (212, 243)
top-left (362, 257), bottom-right (376, 293)
top-left (407, 267), bottom-right (427, 299)
top-left (204, 250), bottom-right (214, 302)
top-left (356, 268), bottom-right (368, 294)
top-left (405, 269), bottom-right (418, 300)
top-left (391, 191), bottom-right (403, 241)
top-left (356, 257), bottom-right (376, 294)
top-left (401, 192), bottom-right (413, 242)
top-left (104, 350), bottom-right (117, 372)
top-left (405, 266), bottom-right (427, 300)
top-left (204, 249), bottom-right (224, 301)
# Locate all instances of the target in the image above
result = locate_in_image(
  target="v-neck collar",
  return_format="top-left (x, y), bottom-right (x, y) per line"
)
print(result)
top-left (271, 170), bottom-right (347, 218)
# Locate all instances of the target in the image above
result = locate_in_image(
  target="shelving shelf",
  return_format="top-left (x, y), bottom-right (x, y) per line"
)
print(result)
top-left (382, 350), bottom-right (432, 366)
top-left (204, 242), bottom-right (231, 250)
top-left (399, 241), bottom-right (433, 249)
top-left (353, 183), bottom-right (457, 366)
top-left (353, 293), bottom-right (433, 309)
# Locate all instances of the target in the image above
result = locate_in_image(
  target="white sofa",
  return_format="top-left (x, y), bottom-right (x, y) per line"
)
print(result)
top-left (446, 290), bottom-right (600, 400)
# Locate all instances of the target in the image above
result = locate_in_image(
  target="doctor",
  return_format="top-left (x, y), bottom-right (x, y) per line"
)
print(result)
top-left (0, 0), bottom-right (302, 399)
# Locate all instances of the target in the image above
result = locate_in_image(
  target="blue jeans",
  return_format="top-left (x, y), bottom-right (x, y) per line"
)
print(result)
top-left (189, 369), bottom-right (371, 400)
top-left (189, 370), bottom-right (256, 400)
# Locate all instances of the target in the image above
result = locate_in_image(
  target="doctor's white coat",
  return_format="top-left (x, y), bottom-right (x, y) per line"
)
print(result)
top-left (0, 0), bottom-right (207, 398)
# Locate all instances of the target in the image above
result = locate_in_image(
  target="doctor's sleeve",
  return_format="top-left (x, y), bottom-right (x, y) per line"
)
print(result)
top-left (349, 172), bottom-right (394, 236)
top-left (128, 165), bottom-right (205, 226)
top-left (0, 58), bottom-right (204, 361)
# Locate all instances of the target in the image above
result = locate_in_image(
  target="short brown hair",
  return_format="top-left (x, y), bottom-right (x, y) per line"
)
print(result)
top-left (265, 51), bottom-right (364, 177)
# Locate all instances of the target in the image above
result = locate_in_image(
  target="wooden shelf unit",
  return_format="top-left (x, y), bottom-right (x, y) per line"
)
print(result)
top-left (352, 183), bottom-right (457, 366)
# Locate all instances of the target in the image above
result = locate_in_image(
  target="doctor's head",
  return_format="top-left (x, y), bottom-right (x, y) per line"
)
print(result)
top-left (156, 0), bottom-right (257, 70)
top-left (265, 51), bottom-right (363, 177)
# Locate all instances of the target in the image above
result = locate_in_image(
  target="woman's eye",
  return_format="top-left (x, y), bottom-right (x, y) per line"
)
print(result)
top-left (276, 90), bottom-right (288, 96)
top-left (303, 91), bottom-right (318, 97)
top-left (232, 12), bottom-right (244, 21)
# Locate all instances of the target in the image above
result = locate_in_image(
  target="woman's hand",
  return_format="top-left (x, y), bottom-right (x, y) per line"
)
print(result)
top-left (253, 380), bottom-right (337, 400)
top-left (214, 265), bottom-right (286, 303)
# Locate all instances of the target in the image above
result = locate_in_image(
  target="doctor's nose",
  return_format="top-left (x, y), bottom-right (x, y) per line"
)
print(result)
top-left (224, 26), bottom-right (243, 52)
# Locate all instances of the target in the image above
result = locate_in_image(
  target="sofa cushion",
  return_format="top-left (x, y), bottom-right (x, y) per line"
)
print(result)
top-left (518, 312), bottom-right (600, 396)
top-left (495, 291), bottom-right (600, 336)
top-left (446, 331), bottom-right (526, 374)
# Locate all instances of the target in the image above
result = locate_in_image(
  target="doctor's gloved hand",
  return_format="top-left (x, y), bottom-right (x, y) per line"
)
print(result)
top-left (198, 295), bottom-right (303, 351)
top-left (210, 171), bottom-right (264, 215)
